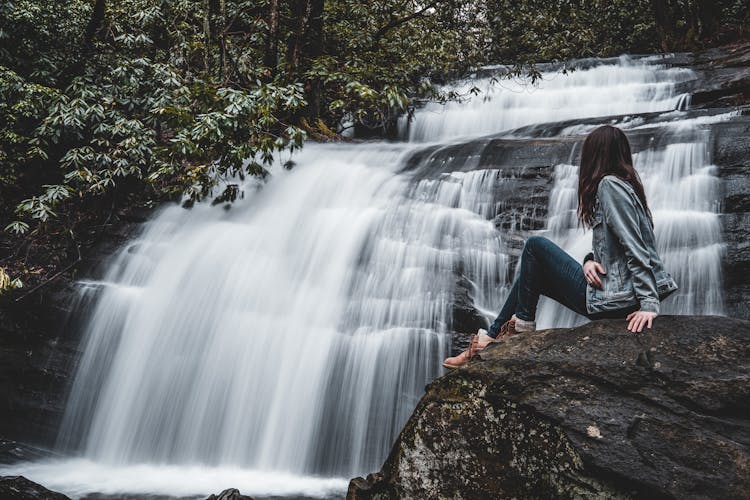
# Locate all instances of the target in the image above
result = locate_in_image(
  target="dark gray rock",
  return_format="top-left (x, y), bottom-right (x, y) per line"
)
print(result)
top-left (403, 137), bottom-right (559, 255)
top-left (668, 41), bottom-right (750, 109)
top-left (0, 476), bottom-right (70, 500)
top-left (690, 67), bottom-right (750, 108)
top-left (0, 300), bottom-right (79, 448)
top-left (403, 136), bottom-right (575, 178)
top-left (719, 212), bottom-right (750, 320)
top-left (476, 138), bottom-right (576, 170)
top-left (713, 116), bottom-right (750, 320)
top-left (205, 488), bottom-right (254, 500)
top-left (489, 162), bottom-right (552, 236)
top-left (81, 495), bottom-right (195, 500)
top-left (348, 316), bottom-right (750, 499)
top-left (0, 213), bottom-right (150, 449)
top-left (450, 275), bottom-right (490, 341)
top-left (0, 440), bottom-right (59, 465)
top-left (690, 42), bottom-right (750, 108)
top-left (713, 117), bottom-right (750, 173)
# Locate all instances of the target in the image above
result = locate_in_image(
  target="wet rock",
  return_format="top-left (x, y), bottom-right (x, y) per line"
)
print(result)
top-left (713, 117), bottom-right (750, 175)
top-left (668, 41), bottom-right (750, 108)
top-left (477, 138), bottom-right (576, 171)
top-left (404, 138), bottom-right (558, 252)
top-left (0, 440), bottom-right (58, 465)
top-left (347, 473), bottom-right (390, 500)
top-left (0, 476), bottom-right (70, 500)
top-left (403, 136), bottom-right (574, 179)
top-left (81, 490), bottom-right (257, 500)
top-left (348, 316), bottom-right (750, 499)
top-left (490, 162), bottom-right (552, 237)
top-left (719, 212), bottom-right (750, 320)
top-left (0, 301), bottom-right (78, 448)
top-left (0, 212), bottom-right (151, 448)
top-left (689, 67), bottom-right (750, 108)
top-left (451, 274), bottom-right (490, 341)
top-left (714, 116), bottom-right (750, 320)
top-left (205, 488), bottom-right (254, 500)
top-left (81, 495), bottom-right (193, 500)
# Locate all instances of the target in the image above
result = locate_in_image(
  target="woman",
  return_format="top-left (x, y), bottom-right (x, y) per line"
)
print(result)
top-left (444, 125), bottom-right (678, 369)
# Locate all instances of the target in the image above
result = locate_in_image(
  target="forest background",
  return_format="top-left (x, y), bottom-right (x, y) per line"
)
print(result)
top-left (1, 0), bottom-right (748, 294)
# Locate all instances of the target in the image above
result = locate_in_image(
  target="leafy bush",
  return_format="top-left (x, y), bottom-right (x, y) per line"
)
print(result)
top-left (0, 0), bottom-right (745, 237)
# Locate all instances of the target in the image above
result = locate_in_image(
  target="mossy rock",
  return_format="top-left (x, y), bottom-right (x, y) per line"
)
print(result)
top-left (348, 316), bottom-right (750, 499)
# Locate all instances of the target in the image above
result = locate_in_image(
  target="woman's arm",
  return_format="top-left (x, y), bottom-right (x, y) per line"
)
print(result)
top-left (597, 178), bottom-right (660, 314)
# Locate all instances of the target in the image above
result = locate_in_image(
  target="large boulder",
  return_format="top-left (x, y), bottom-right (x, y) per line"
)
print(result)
top-left (348, 316), bottom-right (750, 499)
top-left (205, 488), bottom-right (255, 500)
top-left (0, 476), bottom-right (70, 500)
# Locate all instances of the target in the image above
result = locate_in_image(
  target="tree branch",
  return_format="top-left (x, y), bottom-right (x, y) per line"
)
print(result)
top-left (371, 0), bottom-right (441, 44)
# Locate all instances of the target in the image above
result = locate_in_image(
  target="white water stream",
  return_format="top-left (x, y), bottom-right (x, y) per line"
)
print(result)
top-left (1, 57), bottom-right (732, 498)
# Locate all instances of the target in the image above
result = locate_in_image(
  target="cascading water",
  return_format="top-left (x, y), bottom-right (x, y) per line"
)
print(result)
top-left (402, 56), bottom-right (695, 142)
top-left (2, 56), bottom-right (735, 498)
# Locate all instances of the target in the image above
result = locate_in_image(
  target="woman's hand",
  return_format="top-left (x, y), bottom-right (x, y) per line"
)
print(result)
top-left (583, 260), bottom-right (606, 289)
top-left (626, 310), bottom-right (657, 333)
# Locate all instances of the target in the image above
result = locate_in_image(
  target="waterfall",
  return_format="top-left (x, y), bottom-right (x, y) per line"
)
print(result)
top-left (401, 56), bottom-right (695, 142)
top-left (1, 57), bottom-right (733, 499)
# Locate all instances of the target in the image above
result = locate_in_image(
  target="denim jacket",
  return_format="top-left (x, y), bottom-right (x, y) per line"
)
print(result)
top-left (585, 175), bottom-right (678, 315)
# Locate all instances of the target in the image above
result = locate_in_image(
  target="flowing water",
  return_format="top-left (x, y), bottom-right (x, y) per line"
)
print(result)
top-left (1, 57), bottom-right (734, 498)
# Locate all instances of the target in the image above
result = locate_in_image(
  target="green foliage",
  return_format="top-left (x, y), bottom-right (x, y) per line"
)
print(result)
top-left (0, 0), bottom-right (746, 235)
top-left (0, 267), bottom-right (24, 294)
top-left (484, 0), bottom-right (658, 66)
top-left (1, 0), bottom-right (307, 232)
top-left (0, 67), bottom-right (59, 196)
top-left (319, 1), bottom-right (486, 128)
top-left (0, 0), bottom-right (89, 85)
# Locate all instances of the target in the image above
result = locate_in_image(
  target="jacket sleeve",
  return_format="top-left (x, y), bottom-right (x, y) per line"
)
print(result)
top-left (598, 178), bottom-right (660, 314)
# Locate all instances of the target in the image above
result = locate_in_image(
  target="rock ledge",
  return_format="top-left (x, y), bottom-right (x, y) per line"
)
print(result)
top-left (348, 316), bottom-right (750, 499)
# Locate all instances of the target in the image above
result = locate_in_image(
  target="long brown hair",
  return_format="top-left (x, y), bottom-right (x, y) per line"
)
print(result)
top-left (577, 125), bottom-right (652, 228)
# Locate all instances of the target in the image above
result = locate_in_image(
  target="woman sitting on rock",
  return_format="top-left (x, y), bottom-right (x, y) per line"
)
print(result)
top-left (444, 125), bottom-right (678, 369)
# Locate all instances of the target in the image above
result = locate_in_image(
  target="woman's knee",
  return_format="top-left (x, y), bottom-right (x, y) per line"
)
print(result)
top-left (523, 236), bottom-right (551, 255)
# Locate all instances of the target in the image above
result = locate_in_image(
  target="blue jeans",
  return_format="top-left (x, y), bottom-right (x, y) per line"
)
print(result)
top-left (487, 236), bottom-right (636, 337)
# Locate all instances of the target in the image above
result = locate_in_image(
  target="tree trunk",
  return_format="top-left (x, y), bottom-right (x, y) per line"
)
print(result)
top-left (83, 0), bottom-right (107, 50)
top-left (59, 0), bottom-right (106, 86)
top-left (305, 0), bottom-right (324, 119)
top-left (264, 0), bottom-right (280, 75)
top-left (286, 0), bottom-right (311, 76)
top-left (285, 0), bottom-right (325, 119)
top-left (651, 0), bottom-right (674, 51)
top-left (203, 0), bottom-right (211, 73)
top-left (306, 0), bottom-right (324, 59)
top-left (218, 0), bottom-right (227, 80)
top-left (695, 0), bottom-right (719, 39)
